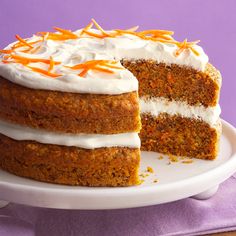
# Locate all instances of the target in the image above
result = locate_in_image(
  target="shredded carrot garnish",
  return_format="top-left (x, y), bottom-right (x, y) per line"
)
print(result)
top-left (10, 54), bottom-right (61, 65)
top-left (48, 56), bottom-right (54, 72)
top-left (78, 68), bottom-right (89, 77)
top-left (1, 18), bottom-right (201, 81)
top-left (15, 35), bottom-right (34, 49)
top-left (91, 18), bottom-right (111, 37)
top-left (39, 32), bottom-right (74, 41)
top-left (82, 30), bottom-right (106, 39)
top-left (53, 27), bottom-right (78, 39)
top-left (93, 67), bottom-right (114, 74)
top-left (139, 29), bottom-right (174, 36)
top-left (175, 39), bottom-right (200, 56)
top-left (0, 49), bottom-right (13, 54)
top-left (80, 21), bottom-right (93, 36)
top-left (2, 60), bottom-right (12, 64)
top-left (12, 40), bottom-right (42, 51)
top-left (27, 66), bottom-right (61, 77)
top-left (65, 60), bottom-right (123, 77)
top-left (28, 45), bottom-right (41, 54)
top-left (175, 39), bottom-right (188, 56)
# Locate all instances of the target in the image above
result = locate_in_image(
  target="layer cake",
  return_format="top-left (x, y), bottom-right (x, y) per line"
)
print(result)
top-left (0, 19), bottom-right (222, 186)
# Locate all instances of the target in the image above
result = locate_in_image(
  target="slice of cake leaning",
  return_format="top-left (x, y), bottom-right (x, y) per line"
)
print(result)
top-left (0, 33), bottom-right (141, 186)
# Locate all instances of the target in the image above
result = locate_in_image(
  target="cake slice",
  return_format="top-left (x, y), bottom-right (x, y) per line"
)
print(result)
top-left (122, 60), bottom-right (222, 160)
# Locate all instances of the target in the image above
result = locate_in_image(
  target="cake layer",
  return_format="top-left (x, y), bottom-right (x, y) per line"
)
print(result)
top-left (0, 28), bottom-right (209, 96)
top-left (0, 55), bottom-right (138, 95)
top-left (0, 77), bottom-right (141, 134)
top-left (140, 113), bottom-right (221, 160)
top-left (140, 96), bottom-right (221, 127)
top-left (0, 119), bottom-right (140, 149)
top-left (122, 60), bottom-right (221, 106)
top-left (0, 133), bottom-right (140, 186)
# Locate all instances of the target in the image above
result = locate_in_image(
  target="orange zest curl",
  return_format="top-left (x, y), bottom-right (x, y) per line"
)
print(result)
top-left (65, 60), bottom-right (123, 77)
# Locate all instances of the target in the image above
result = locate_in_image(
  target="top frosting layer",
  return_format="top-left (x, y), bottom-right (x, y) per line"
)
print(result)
top-left (0, 22), bottom-right (209, 94)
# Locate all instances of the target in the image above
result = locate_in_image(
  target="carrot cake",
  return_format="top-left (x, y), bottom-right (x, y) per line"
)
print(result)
top-left (0, 19), bottom-right (222, 186)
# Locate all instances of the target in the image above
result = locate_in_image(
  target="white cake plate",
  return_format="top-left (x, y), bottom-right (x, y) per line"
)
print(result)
top-left (0, 119), bottom-right (236, 210)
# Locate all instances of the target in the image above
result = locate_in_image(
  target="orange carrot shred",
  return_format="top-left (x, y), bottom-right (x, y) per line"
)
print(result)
top-left (10, 54), bottom-right (61, 65)
top-left (83, 30), bottom-right (105, 38)
top-left (27, 66), bottom-right (61, 77)
top-left (174, 38), bottom-right (200, 57)
top-left (190, 47), bottom-right (200, 56)
top-left (0, 49), bottom-right (13, 54)
top-left (15, 35), bottom-right (34, 49)
top-left (48, 56), bottom-right (55, 72)
top-left (78, 69), bottom-right (89, 77)
top-left (29, 45), bottom-right (41, 54)
top-left (93, 67), bottom-right (114, 74)
top-left (53, 27), bottom-right (78, 39)
top-left (91, 18), bottom-right (110, 36)
top-left (66, 60), bottom-right (123, 77)
top-left (80, 21), bottom-right (94, 36)
top-left (139, 29), bottom-right (174, 36)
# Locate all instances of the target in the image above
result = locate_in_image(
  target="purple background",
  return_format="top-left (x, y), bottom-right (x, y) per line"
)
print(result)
top-left (1, 0), bottom-right (236, 126)
top-left (1, 1), bottom-right (236, 235)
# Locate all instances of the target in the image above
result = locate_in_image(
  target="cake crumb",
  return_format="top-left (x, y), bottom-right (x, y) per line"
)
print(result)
top-left (182, 159), bottom-right (194, 164)
top-left (153, 179), bottom-right (158, 183)
top-left (139, 173), bottom-right (149, 178)
top-left (146, 166), bottom-right (154, 173)
top-left (158, 155), bottom-right (163, 160)
top-left (169, 155), bottom-right (178, 162)
top-left (139, 179), bottom-right (145, 185)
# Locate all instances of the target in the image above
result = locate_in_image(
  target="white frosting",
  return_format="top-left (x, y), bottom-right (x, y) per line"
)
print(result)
top-left (0, 29), bottom-right (208, 94)
top-left (0, 120), bottom-right (140, 149)
top-left (140, 97), bottom-right (221, 126)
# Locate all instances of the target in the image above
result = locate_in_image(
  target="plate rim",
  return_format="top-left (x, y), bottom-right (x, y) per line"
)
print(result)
top-left (0, 119), bottom-right (236, 209)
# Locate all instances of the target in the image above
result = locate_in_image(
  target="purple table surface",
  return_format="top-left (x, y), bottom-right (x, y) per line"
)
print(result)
top-left (1, 1), bottom-right (236, 235)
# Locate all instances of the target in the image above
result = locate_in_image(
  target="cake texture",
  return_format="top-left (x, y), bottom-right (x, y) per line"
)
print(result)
top-left (0, 19), bottom-right (222, 186)
top-left (122, 59), bottom-right (221, 160)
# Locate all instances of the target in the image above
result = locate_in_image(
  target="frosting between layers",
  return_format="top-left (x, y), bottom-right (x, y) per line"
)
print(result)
top-left (0, 120), bottom-right (140, 149)
top-left (140, 97), bottom-right (221, 126)
top-left (0, 29), bottom-right (208, 94)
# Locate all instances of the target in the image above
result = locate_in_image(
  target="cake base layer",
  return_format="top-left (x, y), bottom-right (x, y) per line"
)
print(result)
top-left (140, 114), bottom-right (221, 160)
top-left (0, 77), bottom-right (140, 134)
top-left (0, 134), bottom-right (140, 186)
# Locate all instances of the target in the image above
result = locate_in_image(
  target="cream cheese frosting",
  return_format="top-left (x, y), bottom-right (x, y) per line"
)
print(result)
top-left (0, 27), bottom-right (209, 94)
top-left (140, 97), bottom-right (221, 126)
top-left (0, 120), bottom-right (140, 149)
